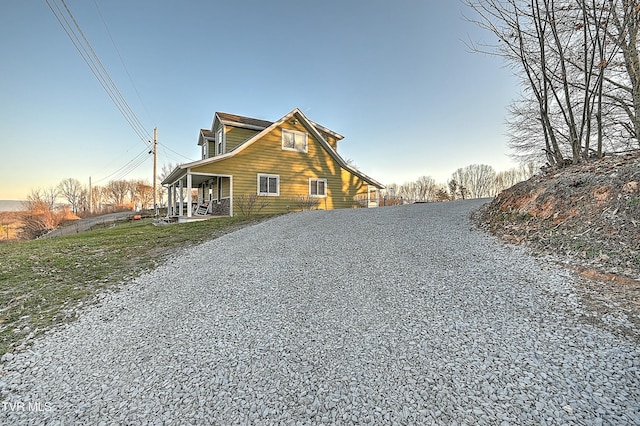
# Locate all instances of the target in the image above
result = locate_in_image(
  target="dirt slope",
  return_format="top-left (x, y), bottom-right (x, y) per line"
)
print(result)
top-left (477, 152), bottom-right (640, 280)
top-left (475, 152), bottom-right (640, 339)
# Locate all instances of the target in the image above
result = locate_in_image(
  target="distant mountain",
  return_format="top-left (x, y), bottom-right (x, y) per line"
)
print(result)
top-left (0, 200), bottom-right (24, 212)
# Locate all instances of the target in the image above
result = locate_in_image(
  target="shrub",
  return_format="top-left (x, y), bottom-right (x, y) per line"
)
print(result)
top-left (293, 195), bottom-right (321, 211)
top-left (235, 194), bottom-right (269, 217)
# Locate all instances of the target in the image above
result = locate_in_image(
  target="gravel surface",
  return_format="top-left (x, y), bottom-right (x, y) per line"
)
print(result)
top-left (42, 212), bottom-right (135, 238)
top-left (1, 200), bottom-right (638, 424)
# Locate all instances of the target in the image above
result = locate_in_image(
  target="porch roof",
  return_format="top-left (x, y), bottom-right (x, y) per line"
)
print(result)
top-left (163, 170), bottom-right (227, 187)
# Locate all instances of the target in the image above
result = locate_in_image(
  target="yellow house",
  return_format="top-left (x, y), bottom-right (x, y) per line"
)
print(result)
top-left (161, 108), bottom-right (384, 219)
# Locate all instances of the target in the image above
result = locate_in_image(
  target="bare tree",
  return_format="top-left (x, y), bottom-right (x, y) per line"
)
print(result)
top-left (158, 163), bottom-right (176, 183)
top-left (435, 188), bottom-right (452, 201)
top-left (41, 186), bottom-right (59, 210)
top-left (465, 0), bottom-right (566, 165)
top-left (76, 186), bottom-right (90, 215)
top-left (104, 180), bottom-right (130, 207)
top-left (397, 181), bottom-right (420, 203)
top-left (58, 178), bottom-right (84, 214)
top-left (448, 179), bottom-right (460, 200)
top-left (451, 164), bottom-right (496, 198)
top-left (128, 180), bottom-right (153, 210)
top-left (91, 185), bottom-right (105, 213)
top-left (604, 0), bottom-right (640, 148)
top-left (415, 175), bottom-right (438, 202)
top-left (20, 188), bottom-right (63, 239)
top-left (493, 164), bottom-right (536, 194)
top-left (464, 0), bottom-right (639, 167)
top-left (157, 163), bottom-right (177, 208)
top-left (133, 181), bottom-right (154, 210)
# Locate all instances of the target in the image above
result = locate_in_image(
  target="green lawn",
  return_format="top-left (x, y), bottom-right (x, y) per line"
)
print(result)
top-left (0, 215), bottom-right (265, 356)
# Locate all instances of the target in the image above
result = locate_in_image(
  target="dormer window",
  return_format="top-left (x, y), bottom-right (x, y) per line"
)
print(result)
top-left (216, 128), bottom-right (224, 155)
top-left (282, 129), bottom-right (308, 153)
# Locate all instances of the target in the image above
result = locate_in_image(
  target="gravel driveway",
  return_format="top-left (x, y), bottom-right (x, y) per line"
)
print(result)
top-left (1, 200), bottom-right (638, 424)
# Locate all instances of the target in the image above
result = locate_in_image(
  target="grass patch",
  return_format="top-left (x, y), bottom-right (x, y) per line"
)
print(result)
top-left (0, 215), bottom-right (267, 356)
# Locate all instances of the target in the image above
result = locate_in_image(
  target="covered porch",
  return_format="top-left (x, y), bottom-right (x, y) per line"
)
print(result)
top-left (164, 170), bottom-right (233, 221)
top-left (353, 185), bottom-right (381, 208)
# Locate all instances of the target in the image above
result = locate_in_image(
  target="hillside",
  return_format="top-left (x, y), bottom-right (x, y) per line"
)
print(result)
top-left (475, 152), bottom-right (640, 337)
top-left (0, 201), bottom-right (23, 212)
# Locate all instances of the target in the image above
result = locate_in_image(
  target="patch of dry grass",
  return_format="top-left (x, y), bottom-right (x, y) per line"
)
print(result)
top-left (0, 216), bottom-right (266, 356)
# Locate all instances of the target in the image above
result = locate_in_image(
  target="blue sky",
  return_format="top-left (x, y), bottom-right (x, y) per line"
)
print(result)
top-left (0, 0), bottom-right (518, 199)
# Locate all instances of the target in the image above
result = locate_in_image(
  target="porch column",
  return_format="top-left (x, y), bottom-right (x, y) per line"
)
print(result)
top-left (187, 173), bottom-right (193, 218)
top-left (229, 175), bottom-right (233, 217)
top-left (167, 185), bottom-right (173, 216)
top-left (171, 184), bottom-right (177, 216)
top-left (175, 184), bottom-right (180, 215)
top-left (174, 184), bottom-right (179, 215)
top-left (178, 180), bottom-right (184, 217)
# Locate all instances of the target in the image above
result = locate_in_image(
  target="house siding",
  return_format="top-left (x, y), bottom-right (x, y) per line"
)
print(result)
top-left (191, 121), bottom-right (371, 215)
top-left (321, 132), bottom-right (338, 151)
top-left (212, 179), bottom-right (219, 199)
top-left (225, 127), bottom-right (260, 152)
top-left (221, 177), bottom-right (231, 198)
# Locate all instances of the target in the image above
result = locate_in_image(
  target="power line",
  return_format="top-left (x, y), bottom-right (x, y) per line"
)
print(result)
top-left (158, 142), bottom-right (194, 162)
top-left (45, 0), bottom-right (153, 146)
top-left (44, 0), bottom-right (159, 186)
top-left (92, 0), bottom-right (154, 127)
top-left (93, 146), bottom-right (152, 184)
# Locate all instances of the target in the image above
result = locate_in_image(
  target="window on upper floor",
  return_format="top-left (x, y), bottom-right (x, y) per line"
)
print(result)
top-left (257, 174), bottom-right (279, 196)
top-left (309, 178), bottom-right (327, 197)
top-left (216, 128), bottom-right (224, 155)
top-left (202, 141), bottom-right (208, 159)
top-left (282, 129), bottom-right (308, 153)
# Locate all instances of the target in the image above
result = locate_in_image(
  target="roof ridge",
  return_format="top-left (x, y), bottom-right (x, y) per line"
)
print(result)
top-left (215, 112), bottom-right (273, 129)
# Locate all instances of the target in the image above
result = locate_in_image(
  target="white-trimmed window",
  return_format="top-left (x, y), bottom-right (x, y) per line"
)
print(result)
top-left (258, 174), bottom-right (279, 196)
top-left (282, 129), bottom-right (308, 153)
top-left (309, 178), bottom-right (327, 197)
top-left (216, 128), bottom-right (224, 155)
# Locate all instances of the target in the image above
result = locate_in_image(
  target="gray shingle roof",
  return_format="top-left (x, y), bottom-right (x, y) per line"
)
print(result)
top-left (216, 112), bottom-right (272, 129)
top-left (200, 129), bottom-right (215, 139)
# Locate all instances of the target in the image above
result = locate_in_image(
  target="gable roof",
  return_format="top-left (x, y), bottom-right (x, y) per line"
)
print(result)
top-left (215, 112), bottom-right (272, 131)
top-left (198, 129), bottom-right (215, 146)
top-left (308, 119), bottom-right (344, 141)
top-left (164, 108), bottom-right (383, 188)
top-left (200, 129), bottom-right (215, 138)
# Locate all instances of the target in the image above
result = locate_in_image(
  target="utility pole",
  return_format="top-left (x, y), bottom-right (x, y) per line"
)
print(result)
top-left (89, 176), bottom-right (92, 214)
top-left (153, 127), bottom-right (158, 216)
